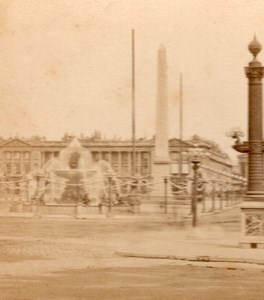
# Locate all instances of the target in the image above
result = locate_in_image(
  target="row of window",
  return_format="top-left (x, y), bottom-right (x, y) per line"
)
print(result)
top-left (5, 164), bottom-right (30, 175)
top-left (4, 162), bottom-right (150, 176)
top-left (4, 151), bottom-right (151, 162)
top-left (5, 152), bottom-right (30, 160)
top-left (3, 152), bottom-right (188, 176)
top-left (91, 151), bottom-right (150, 161)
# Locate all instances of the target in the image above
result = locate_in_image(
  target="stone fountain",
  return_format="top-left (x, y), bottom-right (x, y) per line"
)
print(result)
top-left (42, 138), bottom-right (113, 204)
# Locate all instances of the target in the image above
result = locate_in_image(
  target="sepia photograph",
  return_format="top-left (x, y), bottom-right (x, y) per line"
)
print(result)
top-left (0, 0), bottom-right (264, 299)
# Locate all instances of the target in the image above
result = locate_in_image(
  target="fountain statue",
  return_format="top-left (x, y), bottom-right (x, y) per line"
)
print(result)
top-left (42, 138), bottom-right (114, 204)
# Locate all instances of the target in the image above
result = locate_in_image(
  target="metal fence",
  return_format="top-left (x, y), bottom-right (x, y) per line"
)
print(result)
top-left (0, 175), bottom-right (246, 219)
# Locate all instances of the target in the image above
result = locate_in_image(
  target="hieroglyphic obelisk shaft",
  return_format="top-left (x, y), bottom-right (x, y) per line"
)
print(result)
top-left (151, 45), bottom-right (171, 198)
top-left (154, 45), bottom-right (170, 162)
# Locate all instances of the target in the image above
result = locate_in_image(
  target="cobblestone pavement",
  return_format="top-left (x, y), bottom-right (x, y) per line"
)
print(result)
top-left (0, 238), bottom-right (111, 259)
top-left (0, 216), bottom-right (189, 277)
top-left (0, 234), bottom-right (124, 277)
top-left (0, 207), bottom-right (257, 279)
top-left (0, 208), bottom-right (264, 300)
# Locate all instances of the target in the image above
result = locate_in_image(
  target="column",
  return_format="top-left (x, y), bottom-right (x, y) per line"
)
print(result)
top-left (41, 152), bottom-right (45, 168)
top-left (11, 152), bottom-right (14, 175)
top-left (98, 152), bottom-right (102, 161)
top-left (137, 152), bottom-right (141, 175)
top-left (108, 151), bottom-right (112, 166)
top-left (20, 151), bottom-right (23, 174)
top-left (240, 37), bottom-right (264, 245)
top-left (245, 43), bottom-right (264, 193)
top-left (118, 152), bottom-right (122, 176)
top-left (127, 151), bottom-right (131, 176)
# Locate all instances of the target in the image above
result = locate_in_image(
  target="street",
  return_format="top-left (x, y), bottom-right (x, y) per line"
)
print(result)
top-left (1, 264), bottom-right (264, 300)
top-left (0, 208), bottom-right (263, 299)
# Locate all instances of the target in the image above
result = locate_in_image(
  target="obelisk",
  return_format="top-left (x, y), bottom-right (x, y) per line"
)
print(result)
top-left (151, 45), bottom-right (171, 198)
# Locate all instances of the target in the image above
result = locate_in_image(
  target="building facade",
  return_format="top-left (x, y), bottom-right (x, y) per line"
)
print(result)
top-left (0, 134), bottom-right (243, 184)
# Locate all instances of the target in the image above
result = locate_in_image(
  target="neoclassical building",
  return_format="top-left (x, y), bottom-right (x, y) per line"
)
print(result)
top-left (0, 134), bottom-right (243, 183)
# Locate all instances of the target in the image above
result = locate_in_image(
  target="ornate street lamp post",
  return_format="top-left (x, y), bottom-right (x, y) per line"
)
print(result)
top-left (189, 147), bottom-right (208, 227)
top-left (191, 156), bottom-right (200, 227)
top-left (229, 37), bottom-right (264, 245)
top-left (163, 176), bottom-right (169, 214)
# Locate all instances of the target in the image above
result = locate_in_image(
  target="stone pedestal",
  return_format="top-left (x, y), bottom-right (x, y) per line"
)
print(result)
top-left (75, 202), bottom-right (83, 218)
top-left (240, 200), bottom-right (264, 247)
top-left (151, 160), bottom-right (172, 199)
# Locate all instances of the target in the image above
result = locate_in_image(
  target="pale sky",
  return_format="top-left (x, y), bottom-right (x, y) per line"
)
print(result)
top-left (0, 0), bottom-right (264, 160)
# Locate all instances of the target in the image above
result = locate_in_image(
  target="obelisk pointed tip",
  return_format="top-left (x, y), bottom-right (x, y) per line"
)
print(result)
top-left (159, 44), bottom-right (166, 52)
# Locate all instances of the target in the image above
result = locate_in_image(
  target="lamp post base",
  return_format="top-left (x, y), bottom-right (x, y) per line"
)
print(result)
top-left (151, 160), bottom-right (172, 198)
top-left (240, 197), bottom-right (264, 247)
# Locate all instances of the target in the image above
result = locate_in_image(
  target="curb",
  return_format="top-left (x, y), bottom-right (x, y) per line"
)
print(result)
top-left (0, 212), bottom-right (172, 222)
top-left (116, 251), bottom-right (264, 266)
top-left (189, 204), bottom-right (240, 218)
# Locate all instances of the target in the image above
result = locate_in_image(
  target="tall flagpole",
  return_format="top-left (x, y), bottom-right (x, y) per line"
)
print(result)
top-left (179, 73), bottom-right (183, 179)
top-left (131, 29), bottom-right (136, 176)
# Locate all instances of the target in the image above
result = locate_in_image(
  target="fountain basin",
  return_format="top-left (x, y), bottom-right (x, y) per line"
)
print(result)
top-left (54, 169), bottom-right (96, 182)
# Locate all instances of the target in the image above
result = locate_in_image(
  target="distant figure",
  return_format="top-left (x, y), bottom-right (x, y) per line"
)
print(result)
top-left (82, 193), bottom-right (91, 205)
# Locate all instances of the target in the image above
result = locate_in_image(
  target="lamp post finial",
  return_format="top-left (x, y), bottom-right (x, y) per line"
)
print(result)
top-left (248, 35), bottom-right (262, 61)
